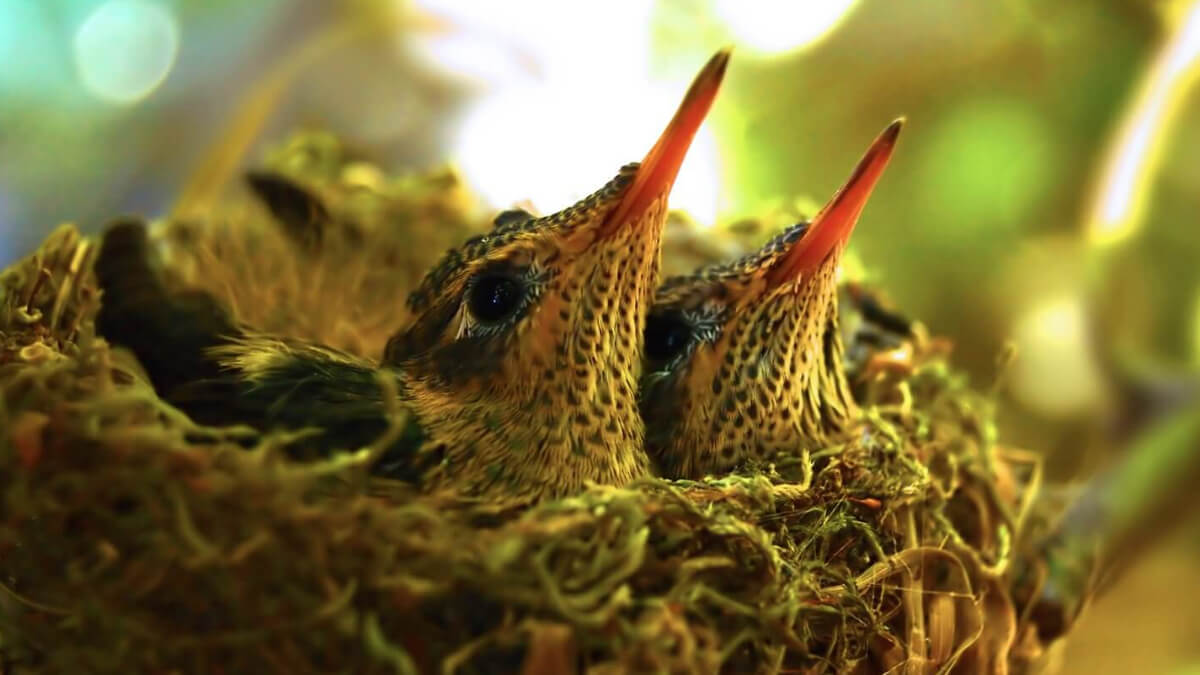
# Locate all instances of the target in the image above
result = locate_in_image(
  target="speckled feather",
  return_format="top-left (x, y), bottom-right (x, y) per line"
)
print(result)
top-left (640, 222), bottom-right (857, 479)
top-left (404, 166), bottom-right (635, 315)
top-left (384, 165), bottom-right (661, 499)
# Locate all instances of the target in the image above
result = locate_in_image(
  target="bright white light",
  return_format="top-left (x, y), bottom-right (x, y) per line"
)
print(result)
top-left (714, 0), bottom-right (860, 55)
top-left (1009, 295), bottom-right (1108, 418)
top-left (411, 0), bottom-right (653, 88)
top-left (453, 82), bottom-right (721, 225)
top-left (414, 0), bottom-right (722, 222)
top-left (73, 0), bottom-right (179, 104)
top-left (1089, 0), bottom-right (1200, 246)
top-left (412, 32), bottom-right (533, 88)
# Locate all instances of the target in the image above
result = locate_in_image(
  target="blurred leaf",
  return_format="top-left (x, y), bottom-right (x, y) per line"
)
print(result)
top-left (914, 99), bottom-right (1061, 243)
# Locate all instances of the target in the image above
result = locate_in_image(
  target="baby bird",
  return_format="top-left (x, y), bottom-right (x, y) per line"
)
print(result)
top-left (95, 50), bottom-right (730, 500)
top-left (639, 120), bottom-right (902, 479)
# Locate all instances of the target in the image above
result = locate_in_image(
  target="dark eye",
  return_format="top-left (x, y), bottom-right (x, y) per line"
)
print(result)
top-left (468, 275), bottom-right (524, 323)
top-left (644, 313), bottom-right (693, 363)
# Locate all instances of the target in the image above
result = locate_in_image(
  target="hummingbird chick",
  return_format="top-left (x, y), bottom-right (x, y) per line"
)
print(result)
top-left (639, 120), bottom-right (903, 479)
top-left (94, 50), bottom-right (731, 500)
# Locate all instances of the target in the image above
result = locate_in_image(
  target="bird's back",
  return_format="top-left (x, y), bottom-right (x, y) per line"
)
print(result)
top-left (93, 219), bottom-right (426, 479)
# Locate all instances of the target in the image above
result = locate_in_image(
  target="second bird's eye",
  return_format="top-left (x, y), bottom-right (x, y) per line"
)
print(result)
top-left (644, 313), bottom-right (693, 363)
top-left (468, 275), bottom-right (524, 323)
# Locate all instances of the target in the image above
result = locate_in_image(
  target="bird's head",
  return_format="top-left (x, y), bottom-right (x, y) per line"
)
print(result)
top-left (640, 120), bottom-right (902, 478)
top-left (381, 51), bottom-right (730, 498)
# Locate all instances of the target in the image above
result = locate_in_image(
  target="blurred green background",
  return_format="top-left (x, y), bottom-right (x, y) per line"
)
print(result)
top-left (1, 0), bottom-right (1197, 671)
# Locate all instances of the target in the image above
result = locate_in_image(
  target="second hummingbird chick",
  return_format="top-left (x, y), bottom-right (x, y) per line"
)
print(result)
top-left (639, 120), bottom-right (903, 479)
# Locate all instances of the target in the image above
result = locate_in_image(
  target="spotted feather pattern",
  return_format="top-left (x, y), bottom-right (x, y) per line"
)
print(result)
top-left (384, 163), bottom-right (661, 499)
top-left (641, 222), bottom-right (857, 479)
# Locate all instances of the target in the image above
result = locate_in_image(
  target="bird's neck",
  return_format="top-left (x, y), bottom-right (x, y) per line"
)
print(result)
top-left (788, 294), bottom-right (858, 446)
top-left (407, 379), bottom-right (648, 499)
top-left (752, 279), bottom-right (858, 458)
top-left (754, 265), bottom-right (859, 459)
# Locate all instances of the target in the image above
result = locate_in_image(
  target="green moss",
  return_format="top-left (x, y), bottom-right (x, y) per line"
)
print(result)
top-left (0, 152), bottom-right (1045, 674)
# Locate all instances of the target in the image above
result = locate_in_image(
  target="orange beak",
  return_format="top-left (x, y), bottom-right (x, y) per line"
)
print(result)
top-left (767, 118), bottom-right (904, 286)
top-left (599, 49), bottom-right (731, 236)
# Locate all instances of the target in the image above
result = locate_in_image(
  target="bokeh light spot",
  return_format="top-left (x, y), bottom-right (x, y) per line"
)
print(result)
top-left (916, 101), bottom-right (1058, 240)
top-left (416, 0), bottom-right (723, 219)
top-left (1088, 0), bottom-right (1200, 247)
top-left (412, 0), bottom-right (653, 87)
top-left (73, 0), bottom-right (179, 104)
top-left (714, 0), bottom-right (859, 55)
top-left (1010, 295), bottom-right (1108, 418)
top-left (453, 82), bottom-right (721, 225)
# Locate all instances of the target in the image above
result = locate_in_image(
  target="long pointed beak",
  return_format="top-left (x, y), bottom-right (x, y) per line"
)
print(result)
top-left (599, 49), bottom-right (731, 236)
top-left (768, 118), bottom-right (904, 286)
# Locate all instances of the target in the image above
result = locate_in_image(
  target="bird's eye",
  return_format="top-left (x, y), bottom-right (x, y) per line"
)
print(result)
top-left (467, 274), bottom-right (524, 323)
top-left (644, 313), bottom-right (693, 363)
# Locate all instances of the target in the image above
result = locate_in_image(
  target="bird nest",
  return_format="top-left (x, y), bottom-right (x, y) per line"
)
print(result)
top-left (1, 153), bottom-right (1051, 674)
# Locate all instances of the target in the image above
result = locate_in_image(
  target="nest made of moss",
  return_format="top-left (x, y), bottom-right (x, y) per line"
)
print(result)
top-left (1, 139), bottom-right (1052, 674)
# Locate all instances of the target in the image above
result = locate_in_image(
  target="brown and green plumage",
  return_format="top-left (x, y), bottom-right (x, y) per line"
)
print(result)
top-left (639, 120), bottom-right (902, 479)
top-left (94, 50), bottom-right (730, 500)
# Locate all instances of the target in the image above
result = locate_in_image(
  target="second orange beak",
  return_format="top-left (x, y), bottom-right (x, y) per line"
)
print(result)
top-left (768, 118), bottom-right (904, 286)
